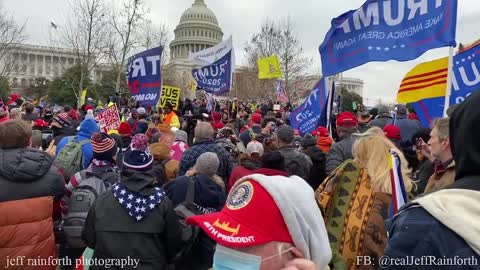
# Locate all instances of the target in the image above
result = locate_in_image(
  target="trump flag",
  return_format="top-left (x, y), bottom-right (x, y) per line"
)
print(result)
top-left (289, 78), bottom-right (329, 135)
top-left (319, 0), bottom-right (458, 76)
top-left (127, 47), bottom-right (163, 107)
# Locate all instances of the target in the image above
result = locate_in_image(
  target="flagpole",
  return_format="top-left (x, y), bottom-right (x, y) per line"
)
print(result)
top-left (443, 46), bottom-right (454, 117)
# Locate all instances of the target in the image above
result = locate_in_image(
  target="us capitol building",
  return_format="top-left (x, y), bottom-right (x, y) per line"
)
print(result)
top-left (166, 0), bottom-right (224, 99)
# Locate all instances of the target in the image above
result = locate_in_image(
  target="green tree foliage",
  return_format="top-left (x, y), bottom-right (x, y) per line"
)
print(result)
top-left (48, 65), bottom-right (92, 106)
top-left (24, 77), bottom-right (50, 101)
top-left (341, 87), bottom-right (363, 113)
top-left (0, 77), bottom-right (10, 100)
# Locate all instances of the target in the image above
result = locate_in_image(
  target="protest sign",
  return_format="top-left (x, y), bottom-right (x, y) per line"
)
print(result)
top-left (96, 104), bottom-right (121, 133)
top-left (127, 47), bottom-right (163, 107)
top-left (158, 86), bottom-right (181, 110)
top-left (320, 0), bottom-right (458, 76)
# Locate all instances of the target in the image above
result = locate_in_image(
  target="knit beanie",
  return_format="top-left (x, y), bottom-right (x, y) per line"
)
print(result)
top-left (175, 130), bottom-right (188, 143)
top-left (53, 112), bottom-right (71, 128)
top-left (118, 122), bottom-right (132, 137)
top-left (261, 151), bottom-right (286, 172)
top-left (301, 134), bottom-right (317, 148)
top-left (123, 134), bottom-right (153, 171)
top-left (85, 109), bottom-right (95, 120)
top-left (91, 132), bottom-right (117, 161)
top-left (194, 152), bottom-right (219, 177)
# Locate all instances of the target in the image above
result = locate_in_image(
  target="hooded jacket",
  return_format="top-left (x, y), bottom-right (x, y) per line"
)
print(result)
top-left (368, 114), bottom-right (392, 130)
top-left (164, 173), bottom-right (226, 270)
top-left (303, 145), bottom-right (327, 190)
top-left (150, 142), bottom-right (179, 182)
top-left (383, 91), bottom-right (480, 268)
top-left (317, 136), bottom-right (333, 153)
top-left (0, 148), bottom-right (64, 270)
top-left (56, 118), bottom-right (100, 169)
top-left (82, 170), bottom-right (183, 270)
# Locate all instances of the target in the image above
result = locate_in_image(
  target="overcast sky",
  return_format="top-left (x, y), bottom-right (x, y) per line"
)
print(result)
top-left (4, 0), bottom-right (479, 104)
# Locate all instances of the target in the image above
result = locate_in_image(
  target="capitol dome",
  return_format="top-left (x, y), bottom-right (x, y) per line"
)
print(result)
top-left (170, 0), bottom-right (224, 60)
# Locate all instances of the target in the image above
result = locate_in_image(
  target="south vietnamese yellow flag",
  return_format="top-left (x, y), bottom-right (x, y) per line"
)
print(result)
top-left (80, 89), bottom-right (87, 105)
top-left (257, 55), bottom-right (282, 79)
top-left (397, 57), bottom-right (448, 103)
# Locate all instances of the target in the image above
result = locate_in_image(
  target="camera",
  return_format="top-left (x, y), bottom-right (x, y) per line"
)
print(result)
top-left (41, 130), bottom-right (54, 150)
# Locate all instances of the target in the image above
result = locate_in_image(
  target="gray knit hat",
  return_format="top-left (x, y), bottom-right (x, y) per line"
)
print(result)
top-left (194, 152), bottom-right (219, 177)
top-left (175, 130), bottom-right (188, 143)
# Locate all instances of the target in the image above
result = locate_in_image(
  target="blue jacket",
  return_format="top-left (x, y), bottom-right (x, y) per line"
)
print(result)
top-left (56, 119), bottom-right (100, 169)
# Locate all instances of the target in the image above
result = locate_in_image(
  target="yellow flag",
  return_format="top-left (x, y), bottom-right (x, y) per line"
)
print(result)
top-left (189, 79), bottom-right (197, 93)
top-left (257, 55), bottom-right (282, 79)
top-left (397, 57), bottom-right (448, 103)
top-left (80, 89), bottom-right (87, 105)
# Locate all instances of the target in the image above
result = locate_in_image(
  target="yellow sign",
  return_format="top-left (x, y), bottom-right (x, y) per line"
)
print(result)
top-left (158, 85), bottom-right (181, 110)
top-left (80, 89), bottom-right (87, 105)
top-left (257, 55), bottom-right (282, 79)
top-left (189, 79), bottom-right (197, 93)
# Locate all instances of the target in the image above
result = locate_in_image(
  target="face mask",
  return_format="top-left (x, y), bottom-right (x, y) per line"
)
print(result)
top-left (213, 245), bottom-right (293, 270)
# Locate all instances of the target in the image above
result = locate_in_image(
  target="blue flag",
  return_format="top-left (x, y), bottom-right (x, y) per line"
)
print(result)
top-left (127, 47), bottom-right (163, 107)
top-left (192, 50), bottom-right (233, 95)
top-left (413, 43), bottom-right (480, 126)
top-left (289, 78), bottom-right (329, 136)
top-left (320, 0), bottom-right (458, 76)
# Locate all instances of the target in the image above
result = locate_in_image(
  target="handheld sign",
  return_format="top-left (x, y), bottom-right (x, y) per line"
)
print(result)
top-left (158, 86), bottom-right (181, 110)
top-left (95, 104), bottom-right (121, 133)
top-left (127, 47), bottom-right (163, 107)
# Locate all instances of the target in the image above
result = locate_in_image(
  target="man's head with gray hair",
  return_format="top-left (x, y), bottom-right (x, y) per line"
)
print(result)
top-left (194, 121), bottom-right (214, 140)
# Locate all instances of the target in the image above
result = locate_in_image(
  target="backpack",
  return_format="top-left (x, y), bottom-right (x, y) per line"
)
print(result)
top-left (172, 177), bottom-right (202, 262)
top-left (62, 170), bottom-right (118, 248)
top-left (53, 137), bottom-right (89, 182)
top-left (285, 152), bottom-right (305, 178)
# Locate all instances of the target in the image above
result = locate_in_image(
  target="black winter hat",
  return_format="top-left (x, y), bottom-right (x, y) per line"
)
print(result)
top-left (301, 134), bottom-right (317, 148)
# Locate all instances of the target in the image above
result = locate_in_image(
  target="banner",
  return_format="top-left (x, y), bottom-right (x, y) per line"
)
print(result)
top-left (319, 0), bottom-right (458, 76)
top-left (289, 78), bottom-right (329, 136)
top-left (80, 89), bottom-right (87, 106)
top-left (412, 43), bottom-right (480, 126)
top-left (192, 50), bottom-right (233, 95)
top-left (189, 36), bottom-right (233, 66)
top-left (95, 104), bottom-right (121, 133)
top-left (158, 86), bottom-right (181, 110)
top-left (258, 55), bottom-right (282, 79)
top-left (127, 46), bottom-right (163, 107)
top-left (397, 57), bottom-right (448, 103)
top-left (276, 80), bottom-right (288, 102)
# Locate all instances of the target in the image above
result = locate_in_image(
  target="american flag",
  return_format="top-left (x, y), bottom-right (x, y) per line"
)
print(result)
top-left (388, 150), bottom-right (408, 217)
top-left (276, 80), bottom-right (288, 103)
top-left (112, 183), bottom-right (166, 221)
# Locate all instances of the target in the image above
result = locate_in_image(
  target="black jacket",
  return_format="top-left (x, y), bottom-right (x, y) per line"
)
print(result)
top-left (0, 147), bottom-right (64, 202)
top-left (82, 170), bottom-right (183, 270)
top-left (52, 126), bottom-right (77, 146)
top-left (165, 173), bottom-right (226, 270)
top-left (303, 145), bottom-right (327, 190)
top-left (326, 134), bottom-right (357, 175)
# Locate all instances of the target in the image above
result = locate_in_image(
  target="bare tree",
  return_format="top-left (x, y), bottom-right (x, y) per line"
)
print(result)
top-left (107, 0), bottom-right (147, 94)
top-left (137, 18), bottom-right (170, 66)
top-left (279, 16), bottom-right (312, 100)
top-left (0, 1), bottom-right (26, 80)
top-left (54, 0), bottom-right (108, 105)
top-left (244, 17), bottom-right (312, 101)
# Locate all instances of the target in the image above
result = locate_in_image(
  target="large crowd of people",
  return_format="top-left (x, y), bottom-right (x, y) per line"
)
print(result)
top-left (1, 92), bottom-right (479, 270)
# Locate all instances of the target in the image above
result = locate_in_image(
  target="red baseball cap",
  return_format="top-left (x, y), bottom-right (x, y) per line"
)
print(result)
top-left (251, 113), bottom-right (262, 124)
top-left (312, 126), bottom-right (329, 137)
top-left (187, 180), bottom-right (293, 248)
top-left (383, 124), bottom-right (401, 140)
top-left (336, 112), bottom-right (358, 127)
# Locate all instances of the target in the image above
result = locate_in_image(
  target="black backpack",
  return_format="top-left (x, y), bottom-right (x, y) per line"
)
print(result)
top-left (171, 177), bottom-right (202, 262)
top-left (62, 171), bottom-right (119, 248)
